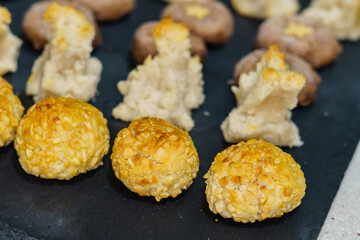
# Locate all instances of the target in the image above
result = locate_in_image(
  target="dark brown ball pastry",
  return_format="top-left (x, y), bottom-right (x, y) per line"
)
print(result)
top-left (233, 49), bottom-right (322, 106)
top-left (131, 21), bottom-right (207, 64)
top-left (22, 0), bottom-right (102, 50)
top-left (255, 16), bottom-right (342, 68)
top-left (161, 1), bottom-right (234, 45)
top-left (78, 0), bottom-right (135, 21)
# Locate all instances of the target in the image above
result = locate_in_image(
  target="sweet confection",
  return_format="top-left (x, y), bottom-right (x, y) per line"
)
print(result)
top-left (112, 17), bottom-right (205, 131)
top-left (131, 21), bottom-right (207, 64)
top-left (231, 0), bottom-right (299, 19)
top-left (256, 15), bottom-right (342, 68)
top-left (0, 6), bottom-right (22, 75)
top-left (22, 0), bottom-right (102, 50)
top-left (303, 0), bottom-right (360, 41)
top-left (161, 1), bottom-right (234, 45)
top-left (26, 3), bottom-right (102, 102)
top-left (232, 49), bottom-right (321, 106)
top-left (0, 78), bottom-right (24, 148)
top-left (15, 97), bottom-right (110, 180)
top-left (111, 117), bottom-right (199, 201)
top-left (78, 0), bottom-right (135, 21)
top-left (204, 139), bottom-right (306, 223)
top-left (221, 46), bottom-right (305, 147)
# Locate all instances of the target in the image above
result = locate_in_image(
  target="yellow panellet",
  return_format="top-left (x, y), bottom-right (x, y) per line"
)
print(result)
top-left (15, 97), bottom-right (109, 180)
top-left (204, 139), bottom-right (306, 223)
top-left (111, 117), bottom-right (199, 201)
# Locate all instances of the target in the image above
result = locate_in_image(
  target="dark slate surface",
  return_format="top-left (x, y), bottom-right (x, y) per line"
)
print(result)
top-left (0, 0), bottom-right (359, 239)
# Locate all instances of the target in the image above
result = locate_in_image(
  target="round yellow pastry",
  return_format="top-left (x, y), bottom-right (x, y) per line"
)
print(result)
top-left (15, 97), bottom-right (110, 180)
top-left (111, 117), bottom-right (199, 201)
top-left (0, 77), bottom-right (24, 147)
top-left (204, 139), bottom-right (306, 223)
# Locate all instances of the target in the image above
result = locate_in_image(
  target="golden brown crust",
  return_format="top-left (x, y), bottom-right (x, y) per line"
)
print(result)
top-left (0, 78), bottom-right (24, 147)
top-left (78, 0), bottom-right (136, 21)
top-left (15, 97), bottom-right (110, 180)
top-left (161, 1), bottom-right (234, 45)
top-left (111, 117), bottom-right (199, 201)
top-left (22, 0), bottom-right (101, 50)
top-left (204, 139), bottom-right (306, 223)
top-left (255, 15), bottom-right (342, 68)
top-left (131, 21), bottom-right (207, 64)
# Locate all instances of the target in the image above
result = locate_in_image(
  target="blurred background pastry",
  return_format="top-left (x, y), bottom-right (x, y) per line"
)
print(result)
top-left (161, 1), bottom-right (234, 45)
top-left (77, 0), bottom-right (136, 21)
top-left (302, 0), bottom-right (360, 41)
top-left (22, 0), bottom-right (102, 50)
top-left (255, 15), bottom-right (342, 68)
top-left (231, 0), bottom-right (300, 19)
top-left (131, 21), bottom-right (207, 64)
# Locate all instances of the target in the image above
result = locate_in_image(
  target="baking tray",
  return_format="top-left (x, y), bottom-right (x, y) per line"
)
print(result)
top-left (0, 0), bottom-right (359, 239)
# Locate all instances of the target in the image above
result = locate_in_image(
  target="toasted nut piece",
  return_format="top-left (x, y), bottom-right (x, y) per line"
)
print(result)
top-left (233, 49), bottom-right (321, 106)
top-left (204, 139), bottom-right (306, 223)
top-left (78, 0), bottom-right (135, 21)
top-left (15, 97), bottom-right (110, 180)
top-left (22, 0), bottom-right (102, 50)
top-left (131, 21), bottom-right (207, 64)
top-left (255, 16), bottom-right (342, 68)
top-left (161, 1), bottom-right (234, 45)
top-left (111, 117), bottom-right (199, 202)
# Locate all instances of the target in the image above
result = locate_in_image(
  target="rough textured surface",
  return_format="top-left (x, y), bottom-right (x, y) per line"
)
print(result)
top-left (317, 142), bottom-right (360, 240)
top-left (0, 78), bottom-right (24, 148)
top-left (112, 18), bottom-right (204, 131)
top-left (222, 46), bottom-right (305, 147)
top-left (22, 0), bottom-right (102, 50)
top-left (0, 0), bottom-right (359, 239)
top-left (205, 139), bottom-right (306, 223)
top-left (232, 49), bottom-right (321, 106)
top-left (15, 97), bottom-right (110, 180)
top-left (111, 117), bottom-right (199, 201)
top-left (256, 15), bottom-right (342, 68)
top-left (231, 0), bottom-right (299, 19)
